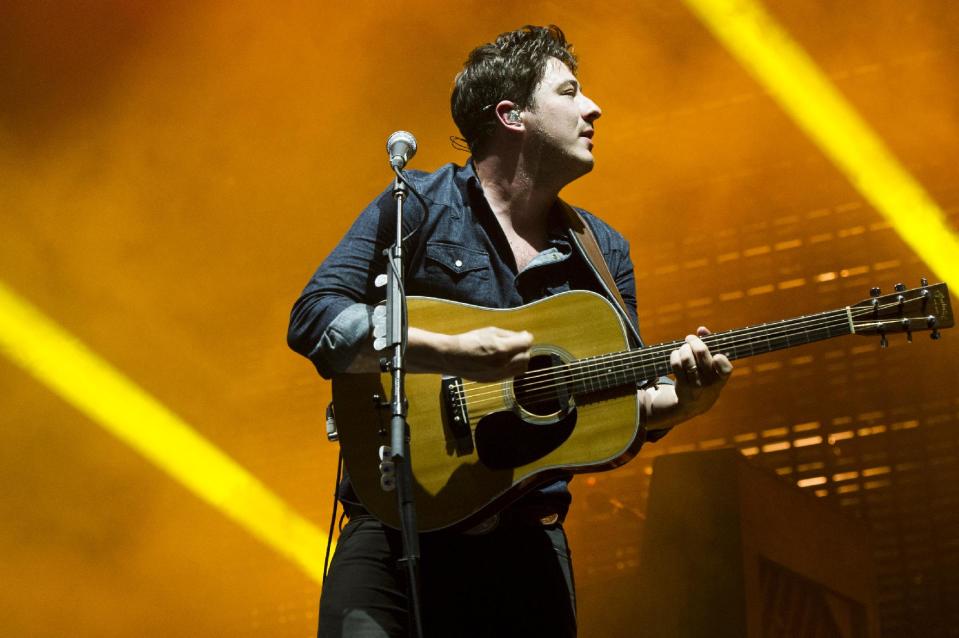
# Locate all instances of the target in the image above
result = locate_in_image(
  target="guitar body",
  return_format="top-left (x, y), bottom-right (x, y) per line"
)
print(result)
top-left (332, 290), bottom-right (644, 532)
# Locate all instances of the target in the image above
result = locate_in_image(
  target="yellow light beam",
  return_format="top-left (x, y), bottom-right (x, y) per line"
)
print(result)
top-left (0, 280), bottom-right (328, 585)
top-left (683, 0), bottom-right (959, 289)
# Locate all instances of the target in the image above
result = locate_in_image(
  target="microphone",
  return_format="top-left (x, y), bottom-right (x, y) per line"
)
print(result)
top-left (386, 131), bottom-right (417, 169)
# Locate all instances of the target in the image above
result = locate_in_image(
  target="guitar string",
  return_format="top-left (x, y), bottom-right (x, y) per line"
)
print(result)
top-left (458, 308), bottom-right (856, 402)
top-left (475, 295), bottom-right (929, 400)
top-left (470, 301), bottom-right (916, 406)
top-left (453, 295), bottom-right (928, 408)
top-left (453, 291), bottom-right (933, 401)
top-left (452, 298), bottom-right (928, 408)
top-left (456, 298), bottom-right (930, 411)
top-left (457, 311), bottom-right (855, 411)
top-left (454, 312), bottom-right (873, 420)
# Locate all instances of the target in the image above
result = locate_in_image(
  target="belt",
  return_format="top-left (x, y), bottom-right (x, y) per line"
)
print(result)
top-left (342, 502), bottom-right (562, 536)
top-left (464, 509), bottom-right (562, 535)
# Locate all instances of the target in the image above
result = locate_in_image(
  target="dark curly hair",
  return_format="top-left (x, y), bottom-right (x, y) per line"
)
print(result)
top-left (451, 25), bottom-right (577, 155)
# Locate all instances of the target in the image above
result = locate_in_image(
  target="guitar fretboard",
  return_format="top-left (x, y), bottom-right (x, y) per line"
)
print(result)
top-left (565, 308), bottom-right (852, 394)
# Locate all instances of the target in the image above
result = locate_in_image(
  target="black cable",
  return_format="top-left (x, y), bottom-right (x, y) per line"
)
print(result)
top-left (448, 135), bottom-right (470, 152)
top-left (322, 448), bottom-right (344, 584)
top-left (392, 166), bottom-right (432, 245)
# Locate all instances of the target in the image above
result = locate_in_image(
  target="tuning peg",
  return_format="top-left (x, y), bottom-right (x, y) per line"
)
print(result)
top-left (920, 279), bottom-right (931, 307)
top-left (902, 318), bottom-right (913, 343)
top-left (879, 329), bottom-right (888, 348)
top-left (932, 330), bottom-right (942, 340)
top-left (895, 282), bottom-right (906, 292)
top-left (870, 287), bottom-right (881, 297)
top-left (928, 316), bottom-right (941, 340)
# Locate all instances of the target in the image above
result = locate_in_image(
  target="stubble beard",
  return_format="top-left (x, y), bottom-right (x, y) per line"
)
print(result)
top-left (526, 130), bottom-right (594, 193)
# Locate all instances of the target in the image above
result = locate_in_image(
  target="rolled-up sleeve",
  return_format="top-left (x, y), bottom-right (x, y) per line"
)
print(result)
top-left (288, 182), bottom-right (424, 378)
top-left (292, 302), bottom-right (375, 378)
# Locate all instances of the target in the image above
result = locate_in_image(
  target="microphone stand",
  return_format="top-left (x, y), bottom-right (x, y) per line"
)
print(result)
top-left (383, 166), bottom-right (425, 638)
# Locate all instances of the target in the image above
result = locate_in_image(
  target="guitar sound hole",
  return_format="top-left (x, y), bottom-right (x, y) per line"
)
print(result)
top-left (513, 353), bottom-right (572, 418)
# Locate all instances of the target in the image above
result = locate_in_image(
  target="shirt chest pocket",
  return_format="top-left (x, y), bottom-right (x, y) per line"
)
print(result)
top-left (419, 241), bottom-right (492, 303)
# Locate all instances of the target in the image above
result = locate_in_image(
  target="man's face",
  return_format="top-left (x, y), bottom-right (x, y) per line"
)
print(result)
top-left (522, 57), bottom-right (602, 175)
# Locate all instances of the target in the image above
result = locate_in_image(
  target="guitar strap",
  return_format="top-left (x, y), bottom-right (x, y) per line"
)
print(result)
top-left (558, 199), bottom-right (645, 350)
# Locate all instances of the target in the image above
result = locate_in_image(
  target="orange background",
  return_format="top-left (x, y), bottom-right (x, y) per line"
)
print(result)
top-left (2, 1), bottom-right (957, 636)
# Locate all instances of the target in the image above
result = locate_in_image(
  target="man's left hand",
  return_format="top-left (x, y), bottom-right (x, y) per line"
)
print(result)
top-left (641, 326), bottom-right (733, 430)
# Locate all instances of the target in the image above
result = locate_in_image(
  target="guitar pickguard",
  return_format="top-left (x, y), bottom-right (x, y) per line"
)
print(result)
top-left (474, 407), bottom-right (578, 469)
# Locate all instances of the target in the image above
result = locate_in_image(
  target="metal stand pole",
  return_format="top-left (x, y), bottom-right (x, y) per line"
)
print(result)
top-left (383, 171), bottom-right (424, 638)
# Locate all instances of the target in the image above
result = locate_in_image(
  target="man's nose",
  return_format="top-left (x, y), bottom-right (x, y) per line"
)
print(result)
top-left (582, 95), bottom-right (602, 122)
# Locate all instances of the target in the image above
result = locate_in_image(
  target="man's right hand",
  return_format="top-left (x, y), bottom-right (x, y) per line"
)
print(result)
top-left (408, 326), bottom-right (533, 382)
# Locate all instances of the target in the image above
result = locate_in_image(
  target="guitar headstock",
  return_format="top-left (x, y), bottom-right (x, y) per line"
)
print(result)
top-left (851, 279), bottom-right (953, 346)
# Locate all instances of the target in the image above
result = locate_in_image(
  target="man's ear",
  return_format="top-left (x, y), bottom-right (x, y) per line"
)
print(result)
top-left (495, 101), bottom-right (523, 129)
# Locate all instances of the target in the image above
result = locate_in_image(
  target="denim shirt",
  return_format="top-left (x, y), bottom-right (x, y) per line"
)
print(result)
top-left (288, 161), bottom-right (667, 516)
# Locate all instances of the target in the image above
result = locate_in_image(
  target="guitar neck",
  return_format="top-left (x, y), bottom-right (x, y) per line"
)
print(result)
top-left (568, 307), bottom-right (852, 393)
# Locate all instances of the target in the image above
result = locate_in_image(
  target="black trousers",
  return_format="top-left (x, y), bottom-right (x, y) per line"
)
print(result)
top-left (318, 514), bottom-right (577, 638)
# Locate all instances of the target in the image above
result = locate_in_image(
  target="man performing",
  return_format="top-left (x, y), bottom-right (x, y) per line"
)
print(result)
top-left (288, 25), bottom-right (732, 638)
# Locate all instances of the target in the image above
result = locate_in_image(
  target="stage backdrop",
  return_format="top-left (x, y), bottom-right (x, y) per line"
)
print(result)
top-left (2, 2), bottom-right (957, 636)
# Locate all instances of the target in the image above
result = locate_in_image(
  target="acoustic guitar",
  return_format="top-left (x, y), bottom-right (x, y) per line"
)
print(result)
top-left (332, 281), bottom-right (953, 532)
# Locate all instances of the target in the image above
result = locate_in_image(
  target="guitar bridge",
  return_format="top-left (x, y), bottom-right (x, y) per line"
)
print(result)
top-left (441, 376), bottom-right (473, 453)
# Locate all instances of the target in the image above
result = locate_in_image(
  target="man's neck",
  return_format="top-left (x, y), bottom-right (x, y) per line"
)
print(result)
top-left (473, 153), bottom-right (560, 234)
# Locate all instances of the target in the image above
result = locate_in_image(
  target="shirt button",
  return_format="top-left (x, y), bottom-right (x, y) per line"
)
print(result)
top-left (454, 259), bottom-right (463, 268)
